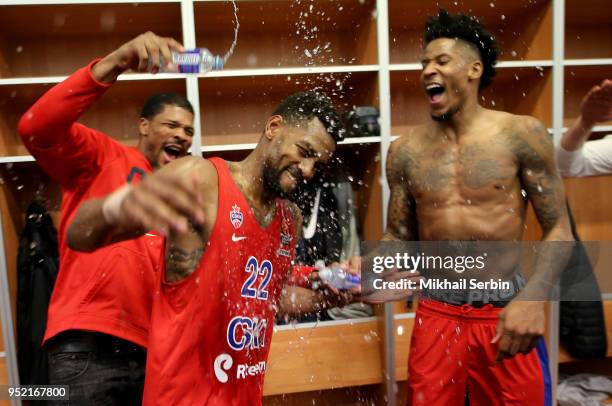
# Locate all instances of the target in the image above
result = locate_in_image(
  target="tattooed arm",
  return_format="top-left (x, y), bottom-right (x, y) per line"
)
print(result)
top-left (357, 138), bottom-right (422, 303)
top-left (493, 117), bottom-right (574, 362)
top-left (383, 138), bottom-right (419, 241)
top-left (516, 118), bottom-right (572, 242)
top-left (165, 224), bottom-right (206, 283)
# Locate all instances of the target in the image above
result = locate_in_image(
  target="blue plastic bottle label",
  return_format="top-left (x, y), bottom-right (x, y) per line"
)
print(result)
top-left (173, 49), bottom-right (201, 73)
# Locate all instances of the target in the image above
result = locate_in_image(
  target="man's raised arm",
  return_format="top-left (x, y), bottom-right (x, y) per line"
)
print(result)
top-left (67, 156), bottom-right (205, 252)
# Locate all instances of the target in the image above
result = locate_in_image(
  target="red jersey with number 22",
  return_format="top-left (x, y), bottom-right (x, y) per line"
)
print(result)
top-left (143, 157), bottom-right (295, 405)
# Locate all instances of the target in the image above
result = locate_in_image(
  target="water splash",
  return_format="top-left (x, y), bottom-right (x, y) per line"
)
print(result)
top-left (222, 0), bottom-right (240, 64)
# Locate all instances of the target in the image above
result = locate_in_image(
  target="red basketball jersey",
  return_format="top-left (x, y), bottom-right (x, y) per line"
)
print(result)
top-left (143, 157), bottom-right (295, 405)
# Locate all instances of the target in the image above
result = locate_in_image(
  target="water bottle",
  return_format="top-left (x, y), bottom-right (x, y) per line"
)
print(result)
top-left (315, 260), bottom-right (361, 291)
top-left (160, 48), bottom-right (224, 74)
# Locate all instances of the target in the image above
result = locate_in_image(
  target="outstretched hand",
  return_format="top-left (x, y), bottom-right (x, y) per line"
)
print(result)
top-left (92, 31), bottom-right (184, 82)
top-left (104, 170), bottom-right (204, 236)
top-left (581, 79), bottom-right (612, 127)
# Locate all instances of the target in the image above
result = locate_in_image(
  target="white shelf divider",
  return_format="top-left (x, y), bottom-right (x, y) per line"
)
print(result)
top-left (0, 66), bottom-right (380, 87)
top-left (200, 136), bottom-right (383, 154)
top-left (0, 0), bottom-right (179, 4)
top-left (200, 65), bottom-right (380, 78)
top-left (564, 59), bottom-right (612, 66)
top-left (390, 60), bottom-right (553, 72)
top-left (0, 155), bottom-right (35, 164)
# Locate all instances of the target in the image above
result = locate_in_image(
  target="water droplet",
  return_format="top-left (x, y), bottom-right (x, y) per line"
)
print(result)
top-left (489, 2), bottom-right (495, 7)
top-left (521, 189), bottom-right (527, 198)
top-left (537, 185), bottom-right (543, 192)
top-left (511, 51), bottom-right (518, 57)
top-left (501, 14), bottom-right (506, 20)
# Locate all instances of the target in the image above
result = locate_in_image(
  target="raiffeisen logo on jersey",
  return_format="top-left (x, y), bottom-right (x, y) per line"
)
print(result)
top-left (213, 353), bottom-right (266, 383)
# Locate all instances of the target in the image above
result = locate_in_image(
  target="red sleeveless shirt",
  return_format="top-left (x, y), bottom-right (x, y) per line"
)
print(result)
top-left (143, 158), bottom-right (295, 405)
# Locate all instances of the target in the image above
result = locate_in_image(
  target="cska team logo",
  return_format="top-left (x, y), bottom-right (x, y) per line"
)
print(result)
top-left (230, 204), bottom-right (244, 229)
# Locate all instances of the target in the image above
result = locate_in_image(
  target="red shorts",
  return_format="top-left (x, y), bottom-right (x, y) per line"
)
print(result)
top-left (407, 300), bottom-right (552, 406)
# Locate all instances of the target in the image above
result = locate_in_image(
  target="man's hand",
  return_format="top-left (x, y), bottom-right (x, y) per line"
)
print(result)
top-left (92, 31), bottom-right (185, 83)
top-left (105, 170), bottom-right (204, 236)
top-left (492, 301), bottom-right (546, 362)
top-left (311, 256), bottom-right (362, 307)
top-left (581, 79), bottom-right (612, 128)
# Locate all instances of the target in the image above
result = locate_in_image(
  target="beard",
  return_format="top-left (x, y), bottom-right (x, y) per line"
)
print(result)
top-left (262, 161), bottom-right (302, 202)
top-left (431, 105), bottom-right (460, 122)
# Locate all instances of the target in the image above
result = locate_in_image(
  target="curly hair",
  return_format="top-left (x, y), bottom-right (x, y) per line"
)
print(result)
top-left (425, 9), bottom-right (499, 90)
top-left (273, 91), bottom-right (345, 143)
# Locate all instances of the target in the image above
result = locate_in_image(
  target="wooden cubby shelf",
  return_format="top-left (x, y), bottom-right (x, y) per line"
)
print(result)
top-left (0, 3), bottom-right (183, 78)
top-left (198, 71), bottom-right (379, 146)
top-left (388, 0), bottom-right (552, 64)
top-left (565, 0), bottom-right (612, 60)
top-left (194, 0), bottom-right (377, 70)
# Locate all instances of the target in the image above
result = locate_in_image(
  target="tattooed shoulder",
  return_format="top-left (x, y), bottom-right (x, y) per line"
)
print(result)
top-left (387, 137), bottom-right (418, 183)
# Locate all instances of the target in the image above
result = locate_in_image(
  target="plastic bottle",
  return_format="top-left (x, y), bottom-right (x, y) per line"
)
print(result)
top-left (315, 260), bottom-right (361, 291)
top-left (160, 49), bottom-right (224, 74)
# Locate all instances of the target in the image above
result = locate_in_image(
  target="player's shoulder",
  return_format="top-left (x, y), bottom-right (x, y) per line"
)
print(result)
top-left (388, 126), bottom-right (425, 171)
top-left (162, 155), bottom-right (219, 192)
top-left (490, 110), bottom-right (545, 134)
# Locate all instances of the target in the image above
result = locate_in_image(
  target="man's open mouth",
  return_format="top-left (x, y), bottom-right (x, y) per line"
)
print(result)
top-left (425, 83), bottom-right (446, 104)
top-left (163, 144), bottom-right (185, 160)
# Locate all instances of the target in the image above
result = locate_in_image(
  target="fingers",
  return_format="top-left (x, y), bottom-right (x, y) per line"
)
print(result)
top-left (493, 306), bottom-right (543, 363)
top-left (145, 37), bottom-right (161, 74)
top-left (135, 40), bottom-right (150, 72)
top-left (159, 40), bottom-right (174, 71)
top-left (495, 331), bottom-right (515, 363)
top-left (165, 36), bottom-right (185, 53)
top-left (120, 171), bottom-right (204, 234)
top-left (131, 32), bottom-right (185, 73)
top-left (123, 184), bottom-right (187, 234)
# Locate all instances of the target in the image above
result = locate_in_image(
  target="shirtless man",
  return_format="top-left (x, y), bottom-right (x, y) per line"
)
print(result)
top-left (385, 10), bottom-right (573, 405)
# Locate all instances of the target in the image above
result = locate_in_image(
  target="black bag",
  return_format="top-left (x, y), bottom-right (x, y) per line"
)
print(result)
top-left (344, 106), bottom-right (380, 138)
top-left (559, 203), bottom-right (607, 359)
top-left (17, 201), bottom-right (59, 384)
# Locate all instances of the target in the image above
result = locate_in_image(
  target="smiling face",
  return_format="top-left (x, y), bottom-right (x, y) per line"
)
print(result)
top-left (420, 38), bottom-right (483, 122)
top-left (262, 116), bottom-right (336, 201)
top-left (138, 104), bottom-right (195, 168)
